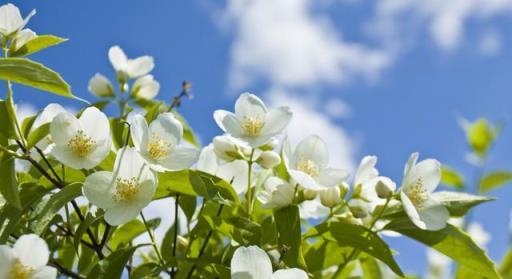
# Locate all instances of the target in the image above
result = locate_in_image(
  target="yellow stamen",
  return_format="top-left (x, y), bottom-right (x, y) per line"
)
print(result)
top-left (297, 158), bottom-right (319, 177)
top-left (241, 117), bottom-right (264, 136)
top-left (9, 260), bottom-right (34, 279)
top-left (407, 177), bottom-right (428, 208)
top-left (114, 177), bottom-right (139, 202)
top-left (147, 133), bottom-right (172, 160)
top-left (67, 129), bottom-right (95, 157)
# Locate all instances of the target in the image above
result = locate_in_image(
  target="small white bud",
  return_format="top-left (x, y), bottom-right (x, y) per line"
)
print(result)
top-left (302, 188), bottom-right (317, 200)
top-left (374, 177), bottom-right (396, 199)
top-left (340, 181), bottom-right (350, 198)
top-left (256, 151), bottom-right (281, 169)
top-left (320, 186), bottom-right (342, 208)
top-left (348, 198), bottom-right (370, 218)
top-left (213, 135), bottom-right (248, 161)
top-left (88, 73), bottom-right (114, 98)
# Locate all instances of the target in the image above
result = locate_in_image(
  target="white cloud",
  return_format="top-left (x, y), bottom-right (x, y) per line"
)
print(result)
top-left (370, 0), bottom-right (512, 52)
top-left (479, 29), bottom-right (502, 56)
top-left (16, 103), bottom-right (37, 122)
top-left (223, 0), bottom-right (391, 90)
top-left (325, 98), bottom-right (351, 119)
top-left (266, 88), bottom-right (357, 171)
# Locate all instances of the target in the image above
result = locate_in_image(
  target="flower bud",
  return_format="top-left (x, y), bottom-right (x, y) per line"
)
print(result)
top-left (213, 135), bottom-right (244, 161)
top-left (374, 177), bottom-right (396, 199)
top-left (348, 198), bottom-right (370, 218)
top-left (12, 28), bottom-right (36, 51)
top-left (88, 73), bottom-right (114, 98)
top-left (302, 188), bottom-right (317, 200)
top-left (340, 181), bottom-right (350, 198)
top-left (176, 235), bottom-right (189, 253)
top-left (320, 186), bottom-right (342, 208)
top-left (256, 151), bottom-right (281, 169)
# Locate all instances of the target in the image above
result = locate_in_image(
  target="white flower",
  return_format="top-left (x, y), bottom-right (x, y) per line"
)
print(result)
top-left (231, 246), bottom-right (308, 279)
top-left (283, 135), bottom-right (349, 190)
top-left (108, 45), bottom-right (154, 80)
top-left (30, 103), bottom-right (67, 154)
top-left (131, 113), bottom-right (199, 172)
top-left (214, 93), bottom-right (292, 148)
top-left (256, 150), bottom-right (281, 169)
top-left (400, 152), bottom-right (449, 231)
top-left (88, 73), bottom-right (114, 98)
top-left (12, 28), bottom-right (36, 51)
top-left (319, 186), bottom-right (342, 208)
top-left (197, 144), bottom-right (248, 194)
top-left (132, 75), bottom-right (160, 100)
top-left (258, 177), bottom-right (295, 209)
top-left (0, 4), bottom-right (36, 37)
top-left (354, 156), bottom-right (396, 210)
top-left (50, 107), bottom-right (112, 169)
top-left (299, 198), bottom-right (330, 220)
top-left (213, 134), bottom-right (250, 162)
top-left (0, 234), bottom-right (56, 279)
top-left (83, 147), bottom-right (156, 226)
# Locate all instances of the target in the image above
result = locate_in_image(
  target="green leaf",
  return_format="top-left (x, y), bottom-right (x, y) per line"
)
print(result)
top-left (111, 218), bottom-right (160, 250)
top-left (10, 35), bottom-right (68, 57)
top-left (0, 152), bottom-right (20, 209)
top-left (384, 218), bottom-right (500, 279)
top-left (274, 205), bottom-right (307, 269)
top-left (499, 248), bottom-right (512, 278)
top-left (328, 221), bottom-right (403, 277)
top-left (87, 246), bottom-right (141, 279)
top-left (431, 191), bottom-right (494, 216)
top-left (360, 256), bottom-right (383, 279)
top-left (156, 170), bottom-right (239, 203)
top-left (32, 183), bottom-right (83, 234)
top-left (479, 171), bottom-right (512, 193)
top-left (466, 118), bottom-right (497, 157)
top-left (441, 166), bottom-right (465, 189)
top-left (74, 212), bottom-right (103, 250)
top-left (0, 101), bottom-right (17, 139)
top-left (304, 240), bottom-right (349, 274)
top-left (130, 262), bottom-right (162, 279)
top-left (26, 122), bottom-right (50, 150)
top-left (0, 58), bottom-right (76, 99)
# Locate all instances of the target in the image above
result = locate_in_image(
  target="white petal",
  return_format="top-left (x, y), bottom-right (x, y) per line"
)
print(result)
top-left (16, 9), bottom-right (35, 35)
top-left (234, 92), bottom-right (267, 120)
top-left (108, 45), bottom-right (128, 71)
top-left (231, 246), bottom-right (273, 279)
top-left (88, 73), bottom-right (114, 98)
top-left (33, 103), bottom-right (65, 129)
top-left (127, 56), bottom-right (154, 78)
top-left (266, 184), bottom-right (295, 209)
top-left (79, 107), bottom-right (110, 144)
top-left (148, 112), bottom-right (183, 146)
top-left (105, 204), bottom-right (142, 226)
top-left (214, 110), bottom-right (243, 138)
top-left (32, 266), bottom-right (58, 279)
top-left (0, 4), bottom-right (23, 35)
top-left (217, 160), bottom-right (249, 194)
top-left (400, 191), bottom-right (424, 230)
top-left (13, 28), bottom-right (36, 51)
top-left (317, 168), bottom-right (349, 187)
top-left (409, 159), bottom-right (441, 193)
top-left (416, 198), bottom-right (449, 231)
top-left (132, 179), bottom-right (157, 209)
top-left (289, 169), bottom-right (319, 190)
top-left (13, 234), bottom-right (49, 269)
top-left (50, 111), bottom-right (79, 146)
top-left (403, 152), bottom-right (419, 180)
top-left (299, 198), bottom-right (329, 219)
top-left (196, 145), bottom-right (218, 174)
top-left (130, 114), bottom-right (148, 152)
top-left (354, 155), bottom-right (378, 186)
top-left (261, 107), bottom-right (292, 136)
top-left (159, 146), bottom-right (199, 171)
top-left (272, 268), bottom-right (309, 279)
top-left (132, 75), bottom-right (159, 99)
top-left (114, 147), bottom-right (153, 182)
top-left (0, 246), bottom-right (14, 278)
top-left (83, 171), bottom-right (116, 209)
top-left (294, 135), bottom-right (329, 167)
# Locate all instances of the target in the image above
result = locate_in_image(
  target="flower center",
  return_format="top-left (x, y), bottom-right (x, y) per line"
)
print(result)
top-left (67, 129), bottom-right (95, 157)
top-left (297, 158), bottom-right (319, 177)
top-left (9, 260), bottom-right (34, 279)
top-left (147, 133), bottom-right (172, 160)
top-left (114, 177), bottom-right (139, 202)
top-left (241, 117), bottom-right (264, 136)
top-left (407, 177), bottom-right (428, 208)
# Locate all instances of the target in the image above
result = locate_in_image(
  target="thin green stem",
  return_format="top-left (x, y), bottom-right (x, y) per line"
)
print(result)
top-left (170, 194), bottom-right (180, 277)
top-left (140, 212), bottom-right (167, 272)
top-left (245, 149), bottom-right (255, 216)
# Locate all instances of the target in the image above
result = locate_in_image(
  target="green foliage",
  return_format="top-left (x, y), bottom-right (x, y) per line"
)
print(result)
top-left (466, 118), bottom-right (498, 157)
top-left (87, 246), bottom-right (142, 279)
top-left (10, 35), bottom-right (68, 57)
top-left (441, 166), bottom-right (465, 189)
top-left (274, 205), bottom-right (307, 269)
top-left (0, 151), bottom-right (20, 209)
top-left (479, 171), bottom-right (512, 192)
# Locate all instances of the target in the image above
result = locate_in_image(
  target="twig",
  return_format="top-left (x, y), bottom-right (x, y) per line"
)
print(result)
top-left (49, 260), bottom-right (85, 279)
top-left (170, 194), bottom-right (180, 277)
top-left (168, 81), bottom-right (192, 111)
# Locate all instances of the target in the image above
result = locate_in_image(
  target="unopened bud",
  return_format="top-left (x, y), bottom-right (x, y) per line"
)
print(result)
top-left (303, 188), bottom-right (317, 200)
top-left (374, 177), bottom-right (396, 199)
top-left (256, 151), bottom-right (281, 169)
top-left (348, 198), bottom-right (370, 218)
top-left (340, 181), bottom-right (350, 198)
top-left (213, 135), bottom-right (244, 161)
top-left (176, 235), bottom-right (189, 252)
top-left (320, 186), bottom-right (342, 208)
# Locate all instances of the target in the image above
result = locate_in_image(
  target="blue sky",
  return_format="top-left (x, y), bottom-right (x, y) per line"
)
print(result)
top-left (8, 0), bottom-right (512, 276)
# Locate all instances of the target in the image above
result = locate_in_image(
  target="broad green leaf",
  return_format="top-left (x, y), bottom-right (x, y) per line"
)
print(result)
top-left (111, 218), bottom-right (160, 250)
top-left (26, 122), bottom-right (50, 150)
top-left (10, 35), bottom-right (68, 57)
top-left (32, 183), bottom-right (83, 234)
top-left (179, 194), bottom-right (197, 223)
top-left (130, 263), bottom-right (162, 279)
top-left (21, 114), bottom-right (36, 138)
top-left (304, 240), bottom-right (349, 274)
top-left (361, 256), bottom-right (383, 279)
top-left (74, 212), bottom-right (103, 250)
top-left (479, 171), bottom-right (512, 193)
top-left (0, 101), bottom-right (17, 139)
top-left (110, 118), bottom-right (128, 149)
top-left (87, 246), bottom-right (141, 279)
top-left (156, 170), bottom-right (239, 203)
top-left (384, 218), bottom-right (500, 279)
top-left (328, 221), bottom-right (403, 277)
top-left (441, 166), bottom-right (465, 189)
top-left (500, 249), bottom-right (512, 278)
top-left (466, 118), bottom-right (497, 157)
top-left (274, 205), bottom-right (307, 269)
top-left (0, 152), bottom-right (20, 209)
top-left (0, 58), bottom-right (75, 98)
